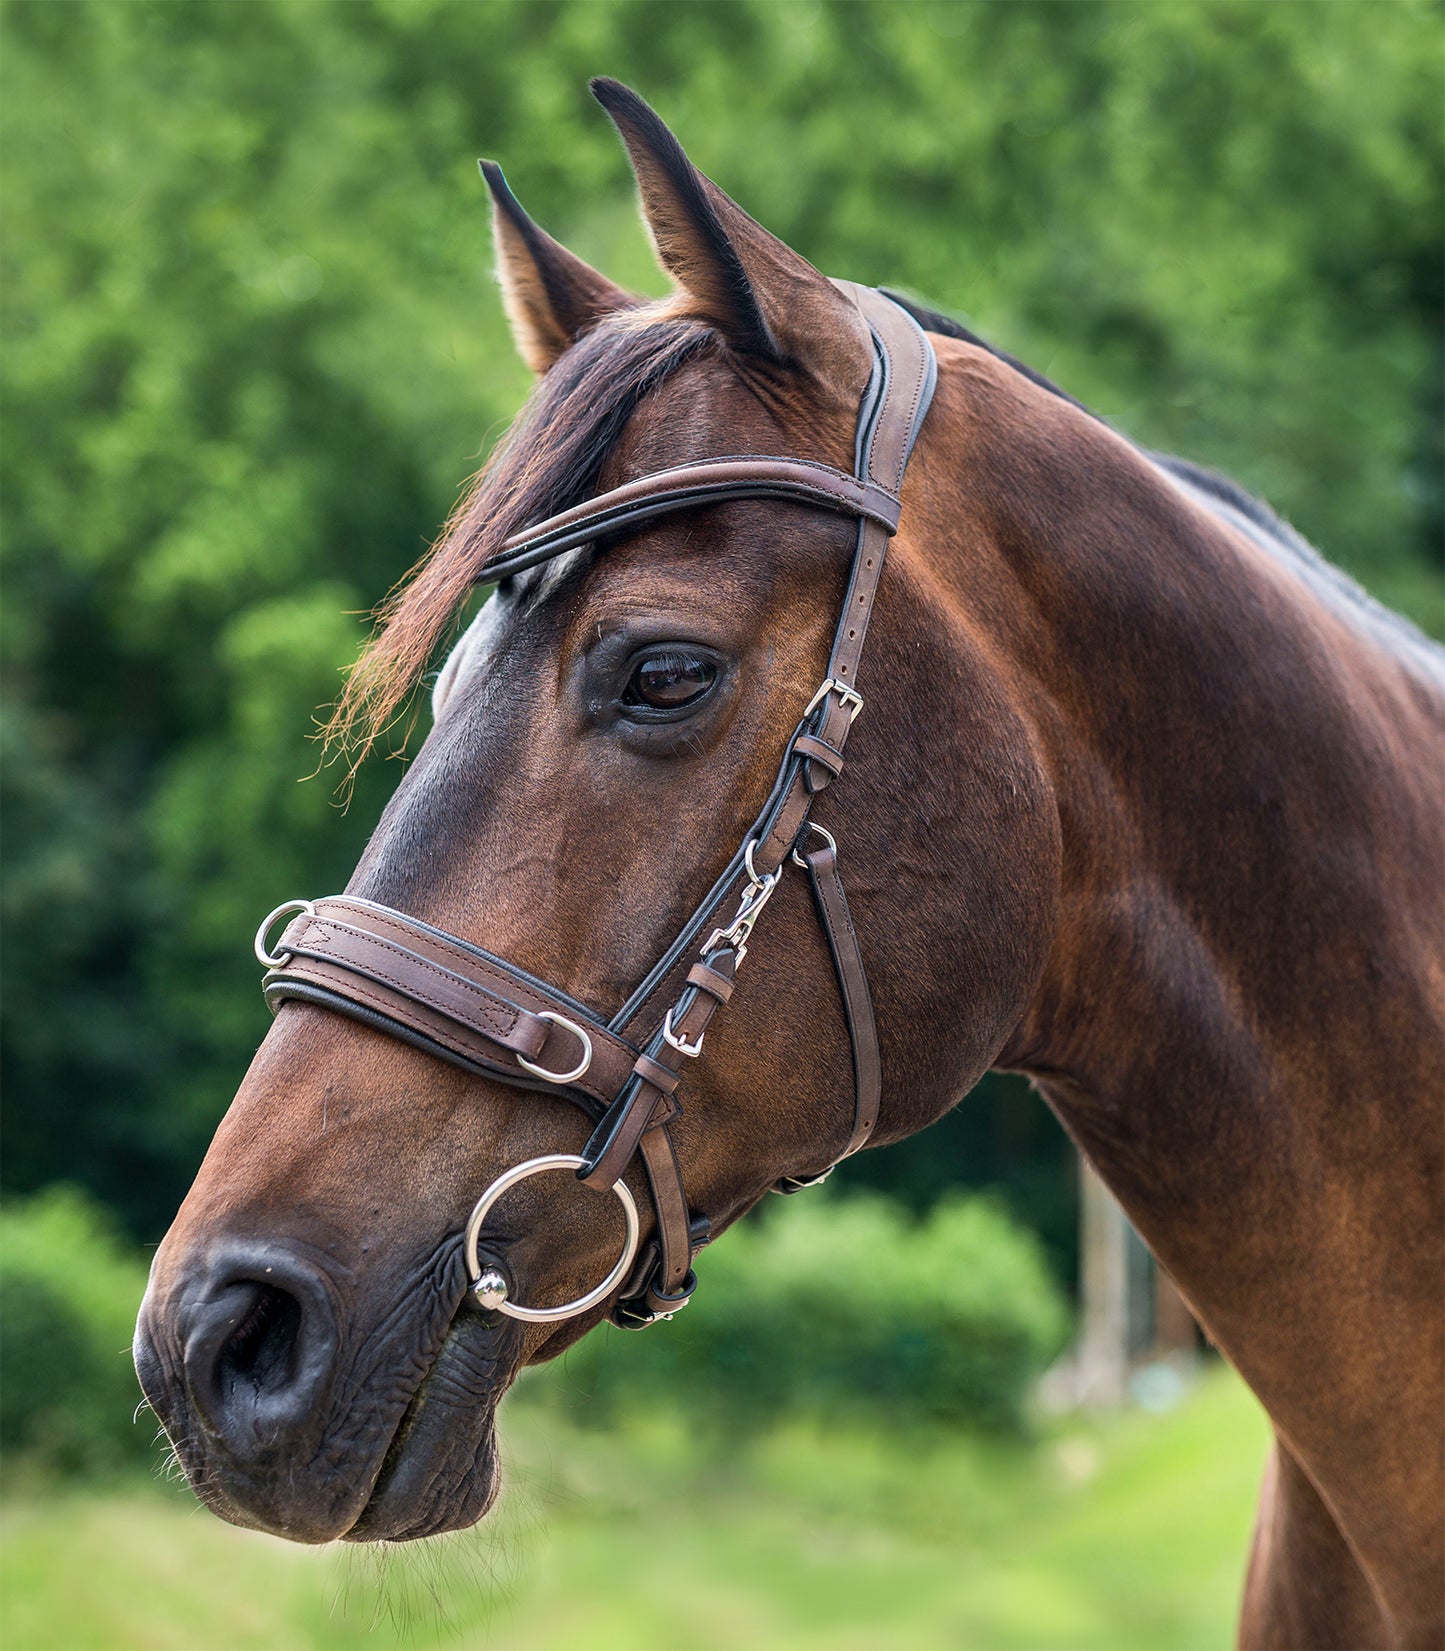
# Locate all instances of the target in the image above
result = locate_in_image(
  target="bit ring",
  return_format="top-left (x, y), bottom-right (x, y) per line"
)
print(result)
top-left (463, 1153), bottom-right (640, 1324)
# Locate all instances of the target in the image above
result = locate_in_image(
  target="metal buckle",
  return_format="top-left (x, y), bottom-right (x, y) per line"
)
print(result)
top-left (254, 900), bottom-right (317, 968)
top-left (516, 1012), bottom-right (594, 1085)
top-left (464, 1153), bottom-right (640, 1323)
top-left (791, 821), bottom-right (838, 869)
top-left (803, 678), bottom-right (864, 723)
top-left (661, 1005), bottom-right (705, 1058)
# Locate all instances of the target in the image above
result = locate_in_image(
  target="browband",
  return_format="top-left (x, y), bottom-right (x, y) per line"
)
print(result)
top-left (478, 456), bottom-right (902, 585)
top-left (261, 283), bottom-right (937, 1327)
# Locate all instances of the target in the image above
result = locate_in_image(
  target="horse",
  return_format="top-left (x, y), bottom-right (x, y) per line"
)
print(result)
top-left (133, 80), bottom-right (1444, 1649)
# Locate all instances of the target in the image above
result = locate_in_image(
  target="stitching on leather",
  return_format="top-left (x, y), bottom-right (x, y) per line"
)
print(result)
top-left (886, 326), bottom-right (929, 494)
top-left (276, 962), bottom-right (619, 1106)
top-left (324, 906), bottom-right (636, 1077)
top-left (278, 967), bottom-right (507, 1064)
top-left (297, 923), bottom-right (526, 1043)
top-left (323, 901), bottom-right (613, 1040)
top-left (506, 476), bottom-right (897, 556)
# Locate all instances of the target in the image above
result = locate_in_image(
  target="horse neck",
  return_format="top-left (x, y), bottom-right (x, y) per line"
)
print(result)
top-left (899, 340), bottom-right (1443, 1543)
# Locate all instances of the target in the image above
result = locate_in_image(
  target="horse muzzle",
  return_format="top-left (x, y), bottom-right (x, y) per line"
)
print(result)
top-left (134, 1232), bottom-right (521, 1543)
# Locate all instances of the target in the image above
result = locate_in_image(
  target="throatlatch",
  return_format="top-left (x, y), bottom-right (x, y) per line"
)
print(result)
top-left (256, 283), bottom-right (936, 1328)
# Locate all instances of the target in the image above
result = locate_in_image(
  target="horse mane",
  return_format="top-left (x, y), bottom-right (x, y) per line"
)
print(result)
top-left (324, 308), bottom-right (713, 769)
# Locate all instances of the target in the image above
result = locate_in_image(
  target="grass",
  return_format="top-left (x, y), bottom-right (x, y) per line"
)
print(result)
top-left (0, 1365), bottom-right (1268, 1651)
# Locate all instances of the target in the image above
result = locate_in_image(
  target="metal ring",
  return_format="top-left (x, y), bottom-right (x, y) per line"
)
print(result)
top-left (743, 839), bottom-right (780, 895)
top-left (516, 1012), bottom-right (593, 1085)
top-left (254, 900), bottom-right (316, 968)
top-left (791, 821), bottom-right (838, 869)
top-left (463, 1153), bottom-right (640, 1324)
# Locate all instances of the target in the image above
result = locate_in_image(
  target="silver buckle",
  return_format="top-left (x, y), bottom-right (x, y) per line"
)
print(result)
top-left (661, 1006), bottom-right (705, 1058)
top-left (517, 1012), bottom-right (594, 1085)
top-left (803, 678), bottom-right (864, 723)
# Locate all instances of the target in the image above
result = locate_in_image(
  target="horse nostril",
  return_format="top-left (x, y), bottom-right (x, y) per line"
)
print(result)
top-left (217, 1283), bottom-right (303, 1401)
top-left (177, 1247), bottom-right (338, 1454)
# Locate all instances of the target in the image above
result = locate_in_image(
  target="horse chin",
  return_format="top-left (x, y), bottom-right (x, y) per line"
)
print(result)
top-left (343, 1309), bottom-right (523, 1543)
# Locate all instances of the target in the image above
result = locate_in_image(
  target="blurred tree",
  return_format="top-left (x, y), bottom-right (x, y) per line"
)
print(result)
top-left (2, 0), bottom-right (1440, 1245)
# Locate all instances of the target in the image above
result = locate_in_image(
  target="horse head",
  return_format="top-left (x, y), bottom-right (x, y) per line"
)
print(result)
top-left (133, 81), bottom-right (1060, 1544)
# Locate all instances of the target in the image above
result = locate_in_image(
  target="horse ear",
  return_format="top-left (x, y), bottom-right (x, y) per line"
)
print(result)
top-left (589, 79), bottom-right (872, 401)
top-left (480, 161), bottom-right (639, 374)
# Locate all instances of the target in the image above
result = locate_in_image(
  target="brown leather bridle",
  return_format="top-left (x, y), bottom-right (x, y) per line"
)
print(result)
top-left (255, 284), bottom-right (936, 1328)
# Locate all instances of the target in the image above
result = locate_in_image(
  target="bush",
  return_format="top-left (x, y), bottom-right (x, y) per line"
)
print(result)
top-left (530, 1191), bottom-right (1070, 1433)
top-left (0, 1185), bottom-right (155, 1475)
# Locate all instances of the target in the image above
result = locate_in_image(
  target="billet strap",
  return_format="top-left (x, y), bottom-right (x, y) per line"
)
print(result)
top-left (477, 456), bottom-right (901, 586)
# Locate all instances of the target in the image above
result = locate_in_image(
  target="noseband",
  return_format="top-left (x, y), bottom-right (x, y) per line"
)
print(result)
top-left (256, 285), bottom-right (936, 1327)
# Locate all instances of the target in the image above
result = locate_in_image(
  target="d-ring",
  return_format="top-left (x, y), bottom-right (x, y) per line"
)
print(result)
top-left (463, 1153), bottom-right (640, 1323)
top-left (791, 821), bottom-right (838, 869)
top-left (254, 899), bottom-right (316, 968)
top-left (516, 1012), bottom-right (593, 1085)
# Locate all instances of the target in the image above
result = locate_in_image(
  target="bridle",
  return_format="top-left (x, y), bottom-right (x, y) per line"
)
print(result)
top-left (255, 284), bottom-right (937, 1329)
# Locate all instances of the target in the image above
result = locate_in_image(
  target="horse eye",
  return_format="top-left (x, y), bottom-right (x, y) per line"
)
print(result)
top-left (622, 649), bottom-right (718, 712)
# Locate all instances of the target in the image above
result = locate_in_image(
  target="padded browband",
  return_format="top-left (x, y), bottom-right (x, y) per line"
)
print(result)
top-left (476, 456), bottom-right (903, 585)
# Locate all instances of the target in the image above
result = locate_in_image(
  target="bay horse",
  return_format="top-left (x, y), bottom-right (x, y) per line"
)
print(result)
top-left (134, 81), bottom-right (1444, 1649)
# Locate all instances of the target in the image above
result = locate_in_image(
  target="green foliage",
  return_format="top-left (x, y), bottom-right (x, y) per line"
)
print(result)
top-left (2, 1), bottom-right (1440, 1237)
top-left (0, 1188), bottom-right (152, 1474)
top-left (529, 1192), bottom-right (1069, 1431)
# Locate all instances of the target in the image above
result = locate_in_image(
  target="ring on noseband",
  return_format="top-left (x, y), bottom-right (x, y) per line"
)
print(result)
top-left (254, 900), bottom-right (317, 968)
top-left (464, 1153), bottom-right (641, 1323)
top-left (515, 1012), bottom-right (593, 1085)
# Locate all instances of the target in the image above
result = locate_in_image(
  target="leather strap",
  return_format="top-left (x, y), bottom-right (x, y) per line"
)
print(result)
top-left (579, 946), bottom-right (738, 1194)
top-left (478, 456), bottom-right (901, 585)
top-left (801, 837), bottom-right (881, 1161)
top-left (264, 897), bottom-right (640, 1113)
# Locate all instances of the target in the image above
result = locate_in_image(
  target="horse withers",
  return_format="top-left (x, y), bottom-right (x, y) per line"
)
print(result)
top-left (134, 81), bottom-right (1444, 1649)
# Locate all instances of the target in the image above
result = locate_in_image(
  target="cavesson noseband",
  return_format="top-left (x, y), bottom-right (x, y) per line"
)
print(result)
top-left (256, 284), bottom-right (936, 1327)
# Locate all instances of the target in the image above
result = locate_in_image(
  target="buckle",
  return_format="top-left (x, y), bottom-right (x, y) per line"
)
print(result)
top-left (661, 1006), bottom-right (705, 1058)
top-left (772, 1165), bottom-right (836, 1195)
top-left (803, 678), bottom-right (864, 723)
top-left (613, 1267), bottom-right (699, 1328)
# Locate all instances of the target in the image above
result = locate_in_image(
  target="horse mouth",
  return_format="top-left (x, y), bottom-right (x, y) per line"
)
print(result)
top-left (344, 1306), bottom-right (524, 1543)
